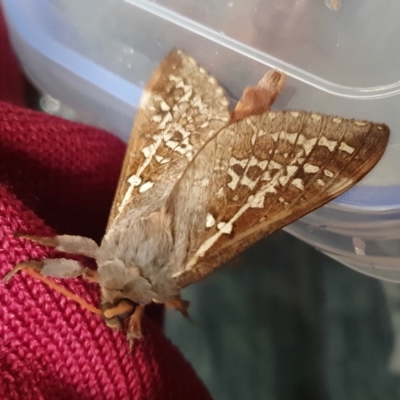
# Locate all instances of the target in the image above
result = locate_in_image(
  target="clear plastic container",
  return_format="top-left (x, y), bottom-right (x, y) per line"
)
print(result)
top-left (2, 0), bottom-right (399, 280)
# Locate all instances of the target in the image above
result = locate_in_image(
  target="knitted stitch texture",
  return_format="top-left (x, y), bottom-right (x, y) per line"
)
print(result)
top-left (0, 9), bottom-right (211, 400)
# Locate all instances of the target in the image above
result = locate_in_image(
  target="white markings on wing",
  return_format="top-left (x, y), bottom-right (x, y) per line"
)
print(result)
top-left (271, 131), bottom-right (280, 142)
top-left (119, 175), bottom-right (142, 213)
top-left (268, 160), bottom-right (282, 170)
top-left (169, 75), bottom-right (193, 103)
top-left (291, 178), bottom-right (304, 190)
top-left (117, 77), bottom-right (199, 214)
top-left (178, 109), bottom-right (350, 274)
top-left (240, 157), bottom-right (268, 190)
top-left (165, 137), bottom-right (194, 158)
top-left (159, 100), bottom-right (170, 111)
top-left (128, 175), bottom-right (141, 186)
top-left (116, 54), bottom-right (232, 220)
top-left (303, 163), bottom-right (320, 174)
top-left (227, 169), bottom-right (241, 190)
top-left (354, 121), bottom-right (367, 127)
top-left (139, 181), bottom-right (154, 193)
top-left (339, 141), bottom-right (355, 154)
top-left (142, 143), bottom-right (156, 159)
top-left (299, 137), bottom-right (317, 156)
top-left (206, 213), bottom-right (216, 228)
top-left (261, 171), bottom-right (272, 181)
top-left (318, 136), bottom-right (337, 152)
top-left (119, 132), bottom-right (164, 213)
top-left (155, 154), bottom-right (170, 164)
top-left (159, 112), bottom-right (174, 130)
top-left (229, 157), bottom-right (248, 168)
top-left (182, 147), bottom-right (311, 272)
top-left (217, 222), bottom-right (233, 234)
top-left (286, 132), bottom-right (298, 144)
top-left (279, 165), bottom-right (298, 186)
top-left (227, 157), bottom-right (248, 190)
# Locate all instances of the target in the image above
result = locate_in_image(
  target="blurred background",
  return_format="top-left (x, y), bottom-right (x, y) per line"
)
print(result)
top-left (166, 230), bottom-right (400, 399)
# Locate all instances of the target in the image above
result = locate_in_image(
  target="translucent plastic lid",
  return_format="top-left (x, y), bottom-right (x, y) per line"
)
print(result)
top-left (2, 0), bottom-right (399, 279)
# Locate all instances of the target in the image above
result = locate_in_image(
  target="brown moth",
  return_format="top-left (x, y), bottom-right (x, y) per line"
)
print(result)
top-left (4, 49), bottom-right (389, 342)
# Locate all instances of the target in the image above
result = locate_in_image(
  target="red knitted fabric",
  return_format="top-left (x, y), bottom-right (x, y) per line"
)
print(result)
top-left (0, 10), bottom-right (211, 400)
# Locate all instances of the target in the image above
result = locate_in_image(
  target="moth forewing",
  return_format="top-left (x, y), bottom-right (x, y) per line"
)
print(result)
top-left (168, 112), bottom-right (389, 288)
top-left (107, 49), bottom-right (231, 227)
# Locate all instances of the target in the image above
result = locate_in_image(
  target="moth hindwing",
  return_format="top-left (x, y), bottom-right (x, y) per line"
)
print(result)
top-left (4, 49), bottom-right (389, 342)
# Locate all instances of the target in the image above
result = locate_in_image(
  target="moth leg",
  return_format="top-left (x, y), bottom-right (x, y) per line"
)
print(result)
top-left (127, 305), bottom-right (145, 343)
top-left (41, 258), bottom-right (99, 282)
top-left (165, 296), bottom-right (190, 318)
top-left (3, 260), bottom-right (44, 283)
top-left (103, 300), bottom-right (136, 320)
top-left (231, 69), bottom-right (286, 122)
top-left (15, 233), bottom-right (99, 259)
top-left (3, 258), bottom-right (89, 283)
top-left (3, 259), bottom-right (102, 316)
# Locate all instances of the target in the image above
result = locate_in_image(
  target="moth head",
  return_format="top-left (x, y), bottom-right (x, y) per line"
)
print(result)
top-left (98, 259), bottom-right (155, 323)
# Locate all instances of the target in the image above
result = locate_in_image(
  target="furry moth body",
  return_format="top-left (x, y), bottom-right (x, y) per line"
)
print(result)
top-left (4, 49), bottom-right (389, 341)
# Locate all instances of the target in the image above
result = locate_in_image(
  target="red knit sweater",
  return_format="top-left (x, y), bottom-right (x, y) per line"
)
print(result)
top-left (0, 9), bottom-right (211, 400)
